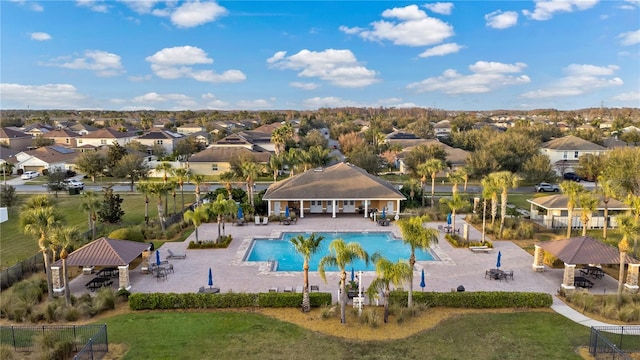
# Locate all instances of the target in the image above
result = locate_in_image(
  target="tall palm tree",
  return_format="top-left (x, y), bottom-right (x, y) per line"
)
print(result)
top-left (271, 122), bottom-right (294, 156)
top-left (80, 190), bottom-right (101, 240)
top-left (267, 154), bottom-right (284, 183)
top-left (578, 192), bottom-right (599, 236)
top-left (156, 162), bottom-right (173, 214)
top-left (625, 194), bottom-right (640, 256)
top-left (1, 162), bottom-right (15, 185)
top-left (207, 194), bottom-right (236, 241)
top-left (560, 181), bottom-right (585, 238)
top-left (439, 194), bottom-right (466, 234)
top-left (285, 147), bottom-right (301, 177)
top-left (240, 162), bottom-right (261, 208)
top-left (147, 181), bottom-right (173, 231)
top-left (481, 175), bottom-right (499, 226)
top-left (183, 205), bottom-right (210, 243)
top-left (616, 215), bottom-right (634, 306)
top-left (50, 226), bottom-right (79, 306)
top-left (172, 168), bottom-right (190, 212)
top-left (447, 169), bottom-right (465, 195)
top-left (318, 239), bottom-right (369, 324)
top-left (20, 203), bottom-right (63, 300)
top-left (492, 171), bottom-right (521, 239)
top-left (192, 174), bottom-right (205, 205)
top-left (290, 233), bottom-right (325, 312)
top-left (369, 254), bottom-right (412, 323)
top-left (417, 158), bottom-right (446, 209)
top-left (397, 215), bottom-right (438, 308)
top-left (598, 175), bottom-right (619, 241)
top-left (402, 178), bottom-right (421, 202)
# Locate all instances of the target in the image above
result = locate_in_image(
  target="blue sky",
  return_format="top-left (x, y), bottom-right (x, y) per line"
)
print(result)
top-left (1, 0), bottom-right (639, 111)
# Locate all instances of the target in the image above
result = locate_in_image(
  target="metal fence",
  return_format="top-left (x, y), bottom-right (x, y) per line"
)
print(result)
top-left (0, 252), bottom-right (44, 290)
top-left (0, 324), bottom-right (108, 359)
top-left (590, 326), bottom-right (640, 359)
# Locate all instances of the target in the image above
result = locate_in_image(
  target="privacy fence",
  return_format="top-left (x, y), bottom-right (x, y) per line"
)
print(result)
top-left (590, 326), bottom-right (640, 359)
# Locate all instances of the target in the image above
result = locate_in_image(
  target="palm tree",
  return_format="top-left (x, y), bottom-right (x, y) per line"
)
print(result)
top-left (369, 254), bottom-right (412, 323)
top-left (147, 181), bottom-right (173, 231)
top-left (492, 171), bottom-right (521, 239)
top-left (136, 181), bottom-right (154, 225)
top-left (578, 192), bottom-right (599, 236)
top-left (481, 175), bottom-right (499, 226)
top-left (267, 154), bottom-right (284, 183)
top-left (156, 162), bottom-right (173, 214)
top-left (50, 226), bottom-right (80, 306)
top-left (318, 239), bottom-right (369, 324)
top-left (560, 181), bottom-right (585, 238)
top-left (598, 175), bottom-right (619, 241)
top-left (285, 147), bottom-right (301, 177)
top-left (625, 194), bottom-right (640, 256)
top-left (172, 168), bottom-right (190, 212)
top-left (402, 178), bottom-right (421, 202)
top-left (271, 122), bottom-right (294, 156)
top-left (240, 162), bottom-right (260, 208)
top-left (439, 194), bottom-right (466, 234)
top-left (417, 158), bottom-right (446, 208)
top-left (290, 233), bottom-right (325, 312)
top-left (447, 169), bottom-right (465, 195)
top-left (616, 214), bottom-right (634, 306)
top-left (20, 202), bottom-right (63, 300)
top-left (1, 162), bottom-right (15, 185)
top-left (183, 205), bottom-right (210, 243)
top-left (208, 194), bottom-right (236, 242)
top-left (192, 174), bottom-right (205, 205)
top-left (80, 190), bottom-right (100, 240)
top-left (396, 215), bottom-right (438, 308)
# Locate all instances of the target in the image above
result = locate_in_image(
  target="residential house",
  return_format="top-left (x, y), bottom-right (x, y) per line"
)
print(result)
top-left (527, 194), bottom-right (629, 230)
top-left (215, 132), bottom-right (274, 152)
top-left (22, 123), bottom-right (54, 137)
top-left (190, 131), bottom-right (211, 147)
top-left (68, 123), bottom-right (99, 135)
top-left (262, 162), bottom-right (406, 218)
top-left (177, 123), bottom-right (206, 135)
top-left (77, 128), bottom-right (137, 148)
top-left (43, 129), bottom-right (80, 148)
top-left (395, 139), bottom-right (470, 174)
top-left (135, 128), bottom-right (184, 155)
top-left (433, 120), bottom-right (452, 138)
top-left (187, 146), bottom-right (270, 176)
top-left (539, 135), bottom-right (607, 176)
top-left (13, 145), bottom-right (80, 174)
top-left (0, 127), bottom-right (33, 151)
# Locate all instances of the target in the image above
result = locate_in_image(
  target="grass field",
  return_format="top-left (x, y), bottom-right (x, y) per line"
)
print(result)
top-left (98, 310), bottom-right (590, 360)
top-left (0, 192), bottom-right (196, 268)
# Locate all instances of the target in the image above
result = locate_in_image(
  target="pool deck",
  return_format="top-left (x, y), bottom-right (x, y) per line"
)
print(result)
top-left (68, 214), bottom-right (620, 302)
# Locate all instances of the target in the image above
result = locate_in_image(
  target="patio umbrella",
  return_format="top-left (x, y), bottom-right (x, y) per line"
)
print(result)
top-left (420, 269), bottom-right (426, 291)
top-left (208, 267), bottom-right (213, 288)
top-left (351, 267), bottom-right (355, 282)
top-left (381, 207), bottom-right (386, 219)
top-left (237, 206), bottom-right (244, 220)
top-left (496, 251), bottom-right (502, 269)
top-left (156, 250), bottom-right (161, 266)
top-left (447, 213), bottom-right (452, 225)
top-left (285, 206), bottom-right (290, 218)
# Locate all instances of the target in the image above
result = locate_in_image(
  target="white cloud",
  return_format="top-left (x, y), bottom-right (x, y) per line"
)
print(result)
top-left (119, 0), bottom-right (162, 14)
top-left (618, 29), bottom-right (640, 46)
top-left (290, 82), bottom-right (318, 90)
top-left (170, 1), bottom-right (228, 28)
top-left (201, 93), bottom-right (230, 109)
top-left (485, 10), bottom-right (519, 29)
top-left (11, 0), bottom-right (43, 12)
top-left (619, 0), bottom-right (640, 9)
top-left (338, 25), bottom-right (363, 35)
top-left (132, 92), bottom-right (196, 106)
top-left (424, 2), bottom-right (454, 15)
top-left (146, 46), bottom-right (246, 83)
top-left (407, 61), bottom-right (530, 94)
top-left (302, 96), bottom-right (360, 109)
top-left (76, 0), bottom-right (109, 13)
top-left (0, 83), bottom-right (87, 108)
top-left (351, 4), bottom-right (454, 47)
top-left (522, 0), bottom-right (599, 21)
top-left (419, 43), bottom-right (464, 58)
top-left (44, 50), bottom-right (124, 77)
top-left (268, 49), bottom-right (379, 88)
top-left (611, 91), bottom-right (640, 103)
top-left (521, 64), bottom-right (623, 99)
top-left (236, 99), bottom-right (274, 109)
top-left (128, 75), bottom-right (152, 82)
top-left (30, 32), bottom-right (51, 41)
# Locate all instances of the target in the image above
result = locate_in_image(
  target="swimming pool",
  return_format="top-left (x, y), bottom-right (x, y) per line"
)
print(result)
top-left (245, 232), bottom-right (437, 272)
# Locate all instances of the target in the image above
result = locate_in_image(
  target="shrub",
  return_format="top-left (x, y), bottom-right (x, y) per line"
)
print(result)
top-left (188, 235), bottom-right (232, 249)
top-left (93, 287), bottom-right (116, 313)
top-left (0, 345), bottom-right (14, 360)
top-left (389, 291), bottom-right (553, 309)
top-left (109, 227), bottom-right (145, 242)
top-left (33, 331), bottom-right (74, 360)
top-left (128, 292), bottom-right (332, 310)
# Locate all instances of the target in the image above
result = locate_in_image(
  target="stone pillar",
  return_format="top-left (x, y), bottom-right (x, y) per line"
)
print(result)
top-left (364, 201), bottom-right (368, 218)
top-left (532, 245), bottom-right (545, 272)
top-left (463, 224), bottom-right (469, 242)
top-left (561, 263), bottom-right (576, 293)
top-left (141, 250), bottom-right (150, 273)
top-left (625, 263), bottom-right (640, 294)
top-left (267, 201), bottom-right (271, 216)
top-left (51, 266), bottom-right (64, 294)
top-left (299, 200), bottom-right (304, 218)
top-left (118, 265), bottom-right (131, 290)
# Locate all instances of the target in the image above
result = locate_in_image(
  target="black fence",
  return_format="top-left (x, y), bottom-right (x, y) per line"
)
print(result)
top-left (0, 252), bottom-right (45, 290)
top-left (590, 326), bottom-right (640, 359)
top-left (0, 324), bottom-right (108, 359)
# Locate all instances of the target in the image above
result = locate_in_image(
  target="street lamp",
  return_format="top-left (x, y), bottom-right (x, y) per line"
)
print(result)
top-left (481, 198), bottom-right (487, 244)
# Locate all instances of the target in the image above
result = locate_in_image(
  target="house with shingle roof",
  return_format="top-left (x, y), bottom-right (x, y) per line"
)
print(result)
top-left (77, 128), bottom-right (137, 147)
top-left (135, 128), bottom-right (184, 154)
top-left (43, 129), bottom-right (80, 148)
top-left (69, 123), bottom-right (99, 135)
top-left (263, 162), bottom-right (406, 218)
top-left (527, 194), bottom-right (629, 230)
top-left (540, 135), bottom-right (607, 176)
top-left (0, 127), bottom-right (33, 151)
top-left (13, 145), bottom-right (81, 174)
top-left (395, 139), bottom-right (470, 174)
top-left (177, 123), bottom-right (206, 134)
top-left (187, 146), bottom-right (270, 176)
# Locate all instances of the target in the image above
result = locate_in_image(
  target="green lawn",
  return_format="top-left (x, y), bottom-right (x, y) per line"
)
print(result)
top-left (0, 192), bottom-right (196, 268)
top-left (98, 311), bottom-right (590, 360)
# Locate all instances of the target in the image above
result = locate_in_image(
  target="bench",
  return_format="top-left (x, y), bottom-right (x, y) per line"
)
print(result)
top-left (469, 246), bottom-right (492, 253)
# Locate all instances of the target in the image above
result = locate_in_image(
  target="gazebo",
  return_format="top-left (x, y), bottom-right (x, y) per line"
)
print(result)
top-left (532, 236), bottom-right (640, 293)
top-left (51, 237), bottom-right (150, 292)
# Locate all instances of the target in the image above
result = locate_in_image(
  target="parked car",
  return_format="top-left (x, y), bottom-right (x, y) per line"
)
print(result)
top-left (563, 172), bottom-right (582, 182)
top-left (62, 179), bottom-right (84, 189)
top-left (21, 171), bottom-right (39, 180)
top-left (535, 183), bottom-right (560, 192)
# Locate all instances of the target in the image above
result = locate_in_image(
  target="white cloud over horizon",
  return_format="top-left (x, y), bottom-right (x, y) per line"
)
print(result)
top-left (419, 43), bottom-right (464, 58)
top-left (521, 64), bottom-right (623, 99)
top-left (423, 2), bottom-right (454, 15)
top-left (485, 10), bottom-right (519, 29)
top-left (42, 50), bottom-right (124, 77)
top-left (30, 32), bottom-right (52, 41)
top-left (618, 29), bottom-right (640, 45)
top-left (0, 83), bottom-right (88, 108)
top-left (146, 46), bottom-right (246, 83)
top-left (523, 0), bottom-right (599, 21)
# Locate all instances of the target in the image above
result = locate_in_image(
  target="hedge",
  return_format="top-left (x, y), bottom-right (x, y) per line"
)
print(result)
top-left (129, 292), bottom-right (332, 310)
top-left (389, 291), bottom-right (552, 309)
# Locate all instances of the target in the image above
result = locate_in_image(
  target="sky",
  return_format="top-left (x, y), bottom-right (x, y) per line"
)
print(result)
top-left (1, 0), bottom-right (639, 112)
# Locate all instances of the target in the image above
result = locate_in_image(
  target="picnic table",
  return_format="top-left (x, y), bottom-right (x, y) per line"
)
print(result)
top-left (85, 277), bottom-right (113, 292)
top-left (575, 276), bottom-right (594, 288)
top-left (96, 267), bottom-right (119, 278)
top-left (579, 266), bottom-right (605, 279)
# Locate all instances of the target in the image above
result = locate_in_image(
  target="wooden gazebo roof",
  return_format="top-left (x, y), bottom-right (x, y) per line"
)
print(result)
top-left (538, 236), bottom-right (639, 265)
top-left (53, 237), bottom-right (150, 267)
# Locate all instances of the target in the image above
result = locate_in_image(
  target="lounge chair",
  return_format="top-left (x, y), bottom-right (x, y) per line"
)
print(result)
top-left (262, 216), bottom-right (269, 225)
top-left (167, 249), bottom-right (187, 260)
top-left (283, 287), bottom-right (293, 292)
top-left (310, 285), bottom-right (319, 292)
top-left (255, 216), bottom-right (261, 225)
top-left (268, 287), bottom-right (278, 292)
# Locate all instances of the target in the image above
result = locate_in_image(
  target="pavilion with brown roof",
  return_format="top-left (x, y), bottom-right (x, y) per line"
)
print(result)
top-left (51, 237), bottom-right (150, 292)
top-left (262, 162), bottom-right (406, 218)
top-left (532, 236), bottom-right (640, 294)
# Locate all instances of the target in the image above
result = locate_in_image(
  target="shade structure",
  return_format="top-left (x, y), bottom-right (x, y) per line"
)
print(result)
top-left (208, 267), bottom-right (213, 288)
top-left (237, 206), bottom-right (244, 220)
top-left (156, 250), bottom-right (161, 266)
top-left (496, 251), bottom-right (502, 269)
top-left (447, 213), bottom-right (452, 225)
top-left (285, 206), bottom-right (290, 218)
top-left (420, 269), bottom-right (426, 290)
top-left (351, 267), bottom-right (355, 282)
top-left (381, 207), bottom-right (386, 219)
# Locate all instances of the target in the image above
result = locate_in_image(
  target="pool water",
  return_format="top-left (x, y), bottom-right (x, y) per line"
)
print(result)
top-left (246, 232), bottom-right (437, 272)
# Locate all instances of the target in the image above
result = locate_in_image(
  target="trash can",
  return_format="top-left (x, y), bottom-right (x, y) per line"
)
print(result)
top-left (457, 285), bottom-right (465, 292)
top-left (68, 188), bottom-right (80, 195)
